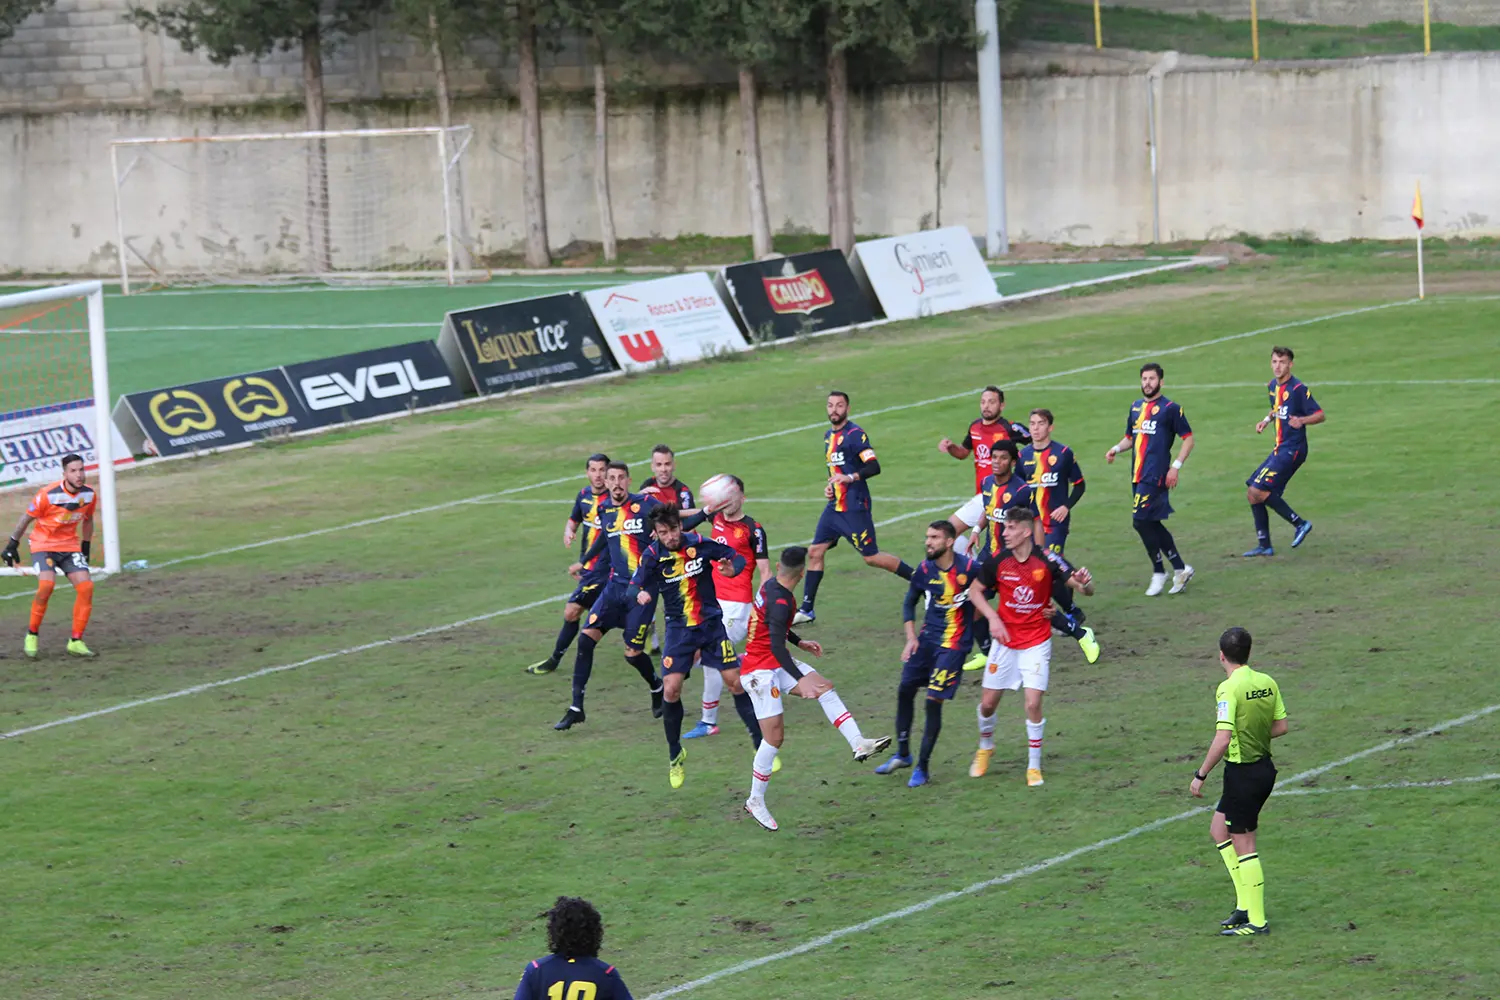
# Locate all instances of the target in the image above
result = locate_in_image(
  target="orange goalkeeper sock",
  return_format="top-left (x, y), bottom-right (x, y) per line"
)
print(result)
top-left (71, 579), bottom-right (93, 640)
top-left (29, 577), bottom-right (54, 634)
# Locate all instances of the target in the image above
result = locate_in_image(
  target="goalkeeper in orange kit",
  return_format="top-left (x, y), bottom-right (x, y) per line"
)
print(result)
top-left (3, 453), bottom-right (99, 658)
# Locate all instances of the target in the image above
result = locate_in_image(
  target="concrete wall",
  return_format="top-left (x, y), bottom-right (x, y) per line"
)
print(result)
top-left (1092, 0), bottom-right (1497, 27)
top-left (3, 52), bottom-right (1496, 274)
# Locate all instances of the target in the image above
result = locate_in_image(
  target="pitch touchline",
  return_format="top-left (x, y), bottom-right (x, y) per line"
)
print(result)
top-left (1019, 378), bottom-right (1500, 390)
top-left (20, 297), bottom-right (1409, 590)
top-left (639, 702), bottom-right (1500, 999)
top-left (1273, 772), bottom-right (1500, 796)
top-left (0, 504), bottom-right (952, 739)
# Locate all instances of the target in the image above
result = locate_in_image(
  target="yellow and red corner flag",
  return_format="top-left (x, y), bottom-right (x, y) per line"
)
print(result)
top-left (1412, 182), bottom-right (1425, 229)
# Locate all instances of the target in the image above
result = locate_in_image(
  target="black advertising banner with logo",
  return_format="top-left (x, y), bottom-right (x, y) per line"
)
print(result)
top-left (439, 292), bottom-right (618, 395)
top-left (122, 369), bottom-right (311, 457)
top-left (284, 340), bottom-right (460, 427)
top-left (720, 249), bottom-right (878, 341)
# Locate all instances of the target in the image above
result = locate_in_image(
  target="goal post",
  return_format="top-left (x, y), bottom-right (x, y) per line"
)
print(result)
top-left (110, 126), bottom-right (476, 292)
top-left (0, 281), bottom-right (122, 577)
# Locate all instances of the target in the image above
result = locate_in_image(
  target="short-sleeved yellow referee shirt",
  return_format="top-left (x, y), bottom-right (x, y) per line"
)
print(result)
top-left (1216, 666), bottom-right (1286, 764)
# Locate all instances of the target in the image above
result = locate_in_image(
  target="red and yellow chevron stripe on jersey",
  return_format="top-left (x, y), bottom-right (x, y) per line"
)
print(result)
top-left (935, 564), bottom-right (967, 650)
top-left (668, 546), bottom-right (708, 626)
top-left (1130, 400), bottom-right (1157, 484)
top-left (1272, 381), bottom-right (1291, 447)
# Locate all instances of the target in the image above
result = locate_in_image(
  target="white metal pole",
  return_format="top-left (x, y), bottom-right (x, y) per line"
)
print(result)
top-left (1417, 227), bottom-right (1425, 300)
top-left (1147, 74), bottom-right (1160, 244)
top-left (85, 285), bottom-right (122, 575)
top-left (975, 0), bottom-right (1008, 257)
top-left (437, 128), bottom-right (455, 286)
top-left (110, 144), bottom-right (130, 295)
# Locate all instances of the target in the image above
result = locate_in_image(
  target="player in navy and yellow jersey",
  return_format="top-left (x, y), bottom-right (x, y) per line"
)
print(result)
top-left (638, 443), bottom-right (695, 654)
top-left (3, 453), bottom-right (98, 659)
top-left (553, 462), bottom-right (667, 732)
top-left (1021, 409), bottom-right (1098, 664)
top-left (685, 475), bottom-right (772, 740)
top-left (514, 897), bottom-right (633, 1000)
top-left (527, 453), bottom-right (612, 675)
top-left (939, 385), bottom-right (1031, 493)
top-left (796, 391), bottom-right (915, 625)
top-left (629, 505), bottom-right (751, 788)
top-left (1106, 363), bottom-right (1196, 596)
top-left (1244, 347), bottom-right (1324, 557)
top-left (873, 521), bottom-right (980, 787)
top-left (947, 440), bottom-right (1031, 670)
top-left (1189, 627), bottom-right (1290, 937)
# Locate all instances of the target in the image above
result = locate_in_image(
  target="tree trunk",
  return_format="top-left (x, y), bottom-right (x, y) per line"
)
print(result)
top-left (826, 44), bottom-right (854, 255)
top-left (738, 65), bottom-right (772, 260)
top-left (517, 0), bottom-right (549, 268)
top-left (302, 22), bottom-right (332, 274)
top-left (593, 44), bottom-right (617, 263)
top-left (429, 5), bottom-right (473, 270)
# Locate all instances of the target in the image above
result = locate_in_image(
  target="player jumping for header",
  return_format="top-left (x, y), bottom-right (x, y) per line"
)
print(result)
top-left (938, 385), bottom-right (1030, 495)
top-left (1106, 363), bottom-right (1195, 596)
top-left (1244, 347), bottom-right (1323, 557)
top-left (4, 453), bottom-right (99, 658)
top-left (796, 391), bottom-right (914, 625)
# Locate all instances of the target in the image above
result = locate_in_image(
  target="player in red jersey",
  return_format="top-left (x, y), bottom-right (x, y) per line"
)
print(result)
top-left (939, 385), bottom-right (1030, 493)
top-left (967, 507), bottom-right (1094, 787)
top-left (683, 475), bottom-right (772, 740)
top-left (3, 454), bottom-right (99, 658)
top-left (638, 443), bottom-right (695, 653)
top-left (739, 545), bottom-right (890, 830)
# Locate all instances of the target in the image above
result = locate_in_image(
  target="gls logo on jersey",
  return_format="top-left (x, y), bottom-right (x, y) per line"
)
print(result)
top-left (1037, 471), bottom-right (1061, 488)
top-left (618, 517), bottom-right (644, 535)
top-left (301, 359), bottom-right (452, 411)
top-left (1137, 420), bottom-right (1159, 435)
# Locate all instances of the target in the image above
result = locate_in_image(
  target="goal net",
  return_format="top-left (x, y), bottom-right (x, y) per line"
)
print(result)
top-left (0, 282), bottom-right (123, 576)
top-left (110, 126), bottom-right (475, 291)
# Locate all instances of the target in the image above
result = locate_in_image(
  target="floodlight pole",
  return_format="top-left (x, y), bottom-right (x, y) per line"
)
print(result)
top-left (976, 0), bottom-right (1009, 257)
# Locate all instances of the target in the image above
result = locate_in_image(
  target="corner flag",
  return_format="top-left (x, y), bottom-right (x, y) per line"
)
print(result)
top-left (1412, 182), bottom-right (1425, 229)
top-left (1412, 181), bottom-right (1426, 299)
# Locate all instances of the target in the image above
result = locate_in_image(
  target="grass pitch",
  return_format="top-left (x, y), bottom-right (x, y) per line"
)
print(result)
top-left (1, 258), bottom-right (1497, 1000)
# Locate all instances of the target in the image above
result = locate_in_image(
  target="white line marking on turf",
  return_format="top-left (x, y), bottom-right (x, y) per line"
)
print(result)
top-left (82, 298), bottom-right (1413, 581)
top-left (460, 496), bottom-right (965, 506)
top-left (639, 700), bottom-right (1500, 999)
top-left (112, 321), bottom-right (438, 332)
top-left (1013, 379), bottom-right (1500, 390)
top-left (0, 592), bottom-right (571, 740)
top-left (1274, 772), bottom-right (1500, 797)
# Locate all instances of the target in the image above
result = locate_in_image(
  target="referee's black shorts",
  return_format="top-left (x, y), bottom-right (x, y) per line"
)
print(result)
top-left (1217, 756), bottom-right (1277, 833)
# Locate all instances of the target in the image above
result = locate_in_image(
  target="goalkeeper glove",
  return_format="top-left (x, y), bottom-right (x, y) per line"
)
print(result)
top-left (2, 537), bottom-right (18, 567)
top-left (81, 540), bottom-right (91, 560)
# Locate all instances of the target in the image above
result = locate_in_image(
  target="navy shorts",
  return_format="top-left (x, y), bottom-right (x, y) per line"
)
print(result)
top-left (661, 620), bottom-right (737, 675)
top-left (32, 550), bottom-right (89, 576)
top-left (1247, 447), bottom-right (1306, 498)
top-left (586, 585), bottom-right (657, 647)
top-left (900, 640), bottom-right (967, 700)
top-left (567, 575), bottom-right (607, 608)
top-left (1041, 522), bottom-right (1069, 556)
top-left (813, 505), bottom-right (879, 556)
top-left (1131, 481), bottom-right (1174, 522)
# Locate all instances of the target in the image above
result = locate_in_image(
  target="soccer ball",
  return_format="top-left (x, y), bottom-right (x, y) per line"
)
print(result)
top-left (699, 474), bottom-right (737, 510)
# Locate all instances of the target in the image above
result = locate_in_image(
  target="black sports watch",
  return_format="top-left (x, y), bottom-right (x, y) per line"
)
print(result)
top-left (1193, 770), bottom-right (1207, 781)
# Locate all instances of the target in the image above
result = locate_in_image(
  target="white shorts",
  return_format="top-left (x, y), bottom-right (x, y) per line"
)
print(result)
top-left (720, 600), bottom-right (751, 646)
top-left (741, 661), bottom-right (816, 719)
top-left (954, 493), bottom-right (985, 531)
top-left (982, 640), bottom-right (1052, 692)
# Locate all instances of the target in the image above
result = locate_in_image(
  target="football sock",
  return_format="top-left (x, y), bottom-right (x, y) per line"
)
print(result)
top-left (551, 618), bottom-right (581, 660)
top-left (663, 698), bottom-right (685, 759)
top-left (733, 690), bottom-right (763, 746)
top-left (1050, 610), bottom-right (1085, 639)
top-left (1155, 524), bottom-right (1186, 571)
top-left (570, 634), bottom-right (598, 709)
top-left (802, 570), bottom-right (824, 609)
top-left (750, 741), bottom-right (778, 802)
top-left (977, 704), bottom-right (996, 750)
top-left (917, 699), bottom-right (943, 769)
top-left (1217, 839), bottom-right (1247, 911)
top-left (1238, 853), bottom-right (1266, 926)
top-left (972, 614), bottom-right (991, 652)
top-left (625, 651), bottom-right (658, 686)
top-left (1133, 521), bottom-right (1165, 573)
top-left (817, 689), bottom-right (863, 748)
top-left (700, 665), bottom-right (723, 725)
top-left (896, 561), bottom-right (915, 581)
top-left (70, 579), bottom-right (93, 639)
top-left (1267, 496), bottom-right (1303, 526)
top-left (895, 682), bottom-right (919, 758)
top-left (1252, 502), bottom-right (1271, 546)
top-left (1026, 717), bottom-right (1045, 770)
top-left (29, 577), bottom-right (54, 634)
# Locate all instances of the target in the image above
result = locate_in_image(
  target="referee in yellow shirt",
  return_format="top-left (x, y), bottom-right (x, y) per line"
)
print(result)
top-left (1189, 626), bottom-right (1288, 937)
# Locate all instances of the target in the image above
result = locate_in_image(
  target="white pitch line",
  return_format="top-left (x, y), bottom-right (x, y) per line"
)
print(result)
top-left (460, 496), bottom-right (964, 506)
top-left (1014, 379), bottom-right (1500, 391)
top-left (1274, 772), bottom-right (1500, 797)
top-left (639, 700), bottom-right (1500, 999)
top-left (111, 321), bottom-right (438, 332)
top-left (0, 592), bottom-right (571, 740)
top-left (69, 296), bottom-right (1413, 584)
